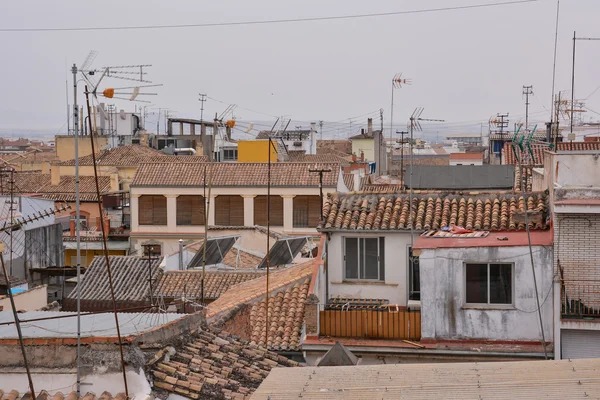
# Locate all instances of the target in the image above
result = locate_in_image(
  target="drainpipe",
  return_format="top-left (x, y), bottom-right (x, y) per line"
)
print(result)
top-left (325, 233), bottom-right (330, 302)
top-left (178, 239), bottom-right (184, 271)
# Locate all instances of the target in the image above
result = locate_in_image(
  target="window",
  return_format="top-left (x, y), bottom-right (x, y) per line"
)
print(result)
top-left (254, 195), bottom-right (283, 226)
top-left (293, 195), bottom-right (321, 228)
top-left (138, 195), bottom-right (167, 225)
top-left (223, 149), bottom-right (238, 161)
top-left (215, 195), bottom-right (244, 226)
top-left (466, 263), bottom-right (512, 305)
top-left (177, 195), bottom-right (205, 225)
top-left (409, 247), bottom-right (420, 301)
top-left (344, 237), bottom-right (385, 281)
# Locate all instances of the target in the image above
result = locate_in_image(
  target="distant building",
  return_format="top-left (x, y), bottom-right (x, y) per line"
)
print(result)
top-left (449, 152), bottom-right (484, 166)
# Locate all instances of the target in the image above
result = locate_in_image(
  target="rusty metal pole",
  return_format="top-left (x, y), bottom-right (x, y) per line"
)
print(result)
top-left (265, 137), bottom-right (271, 348)
top-left (0, 251), bottom-right (35, 397)
top-left (84, 86), bottom-right (130, 397)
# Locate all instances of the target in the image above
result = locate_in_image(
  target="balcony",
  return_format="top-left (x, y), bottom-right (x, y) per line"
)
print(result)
top-left (318, 299), bottom-right (421, 341)
top-left (561, 281), bottom-right (600, 318)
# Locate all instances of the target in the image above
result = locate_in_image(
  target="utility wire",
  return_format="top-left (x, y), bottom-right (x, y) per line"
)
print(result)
top-left (0, 0), bottom-right (541, 32)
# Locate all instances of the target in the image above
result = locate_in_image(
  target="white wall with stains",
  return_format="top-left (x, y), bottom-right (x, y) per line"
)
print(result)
top-left (419, 245), bottom-right (554, 342)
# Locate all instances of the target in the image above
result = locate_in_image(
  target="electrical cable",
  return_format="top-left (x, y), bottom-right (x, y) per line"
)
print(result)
top-left (0, 1), bottom-right (541, 33)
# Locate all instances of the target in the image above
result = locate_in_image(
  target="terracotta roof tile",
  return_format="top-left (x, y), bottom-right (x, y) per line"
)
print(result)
top-left (321, 191), bottom-right (549, 232)
top-left (6, 151), bottom-right (58, 165)
top-left (449, 152), bottom-right (483, 160)
top-left (131, 162), bottom-right (340, 187)
top-left (288, 152), bottom-right (351, 165)
top-left (343, 174), bottom-right (371, 191)
top-left (58, 145), bottom-right (207, 167)
top-left (0, 391), bottom-right (126, 400)
top-left (249, 278), bottom-right (310, 351)
top-left (150, 328), bottom-right (298, 399)
top-left (206, 262), bottom-right (314, 319)
top-left (0, 172), bottom-right (112, 202)
top-left (155, 270), bottom-right (264, 301)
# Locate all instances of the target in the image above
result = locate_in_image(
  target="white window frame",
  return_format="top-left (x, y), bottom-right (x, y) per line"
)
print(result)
top-left (464, 262), bottom-right (514, 306)
top-left (343, 236), bottom-right (384, 281)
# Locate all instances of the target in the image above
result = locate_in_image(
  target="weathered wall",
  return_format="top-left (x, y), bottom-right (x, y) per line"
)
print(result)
top-left (0, 285), bottom-right (47, 312)
top-left (24, 222), bottom-right (64, 270)
top-left (351, 138), bottom-right (374, 162)
top-left (327, 232), bottom-right (411, 306)
top-left (420, 245), bottom-right (554, 341)
top-left (554, 214), bottom-right (600, 281)
top-left (55, 135), bottom-right (109, 161)
top-left (219, 304), bottom-right (252, 341)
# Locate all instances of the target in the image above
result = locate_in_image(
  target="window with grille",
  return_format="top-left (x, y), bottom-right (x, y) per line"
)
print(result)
top-left (292, 195), bottom-right (321, 228)
top-left (176, 195), bottom-right (205, 226)
top-left (254, 196), bottom-right (283, 226)
top-left (409, 247), bottom-right (420, 301)
top-left (343, 237), bottom-right (385, 281)
top-left (466, 263), bottom-right (512, 305)
top-left (138, 195), bottom-right (167, 225)
top-left (223, 149), bottom-right (238, 161)
top-left (215, 195), bottom-right (244, 226)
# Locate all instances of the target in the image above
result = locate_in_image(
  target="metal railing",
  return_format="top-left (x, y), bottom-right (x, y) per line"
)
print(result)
top-left (562, 281), bottom-right (600, 318)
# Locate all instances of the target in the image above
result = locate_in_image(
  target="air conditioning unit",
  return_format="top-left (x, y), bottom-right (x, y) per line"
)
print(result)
top-left (293, 141), bottom-right (302, 147)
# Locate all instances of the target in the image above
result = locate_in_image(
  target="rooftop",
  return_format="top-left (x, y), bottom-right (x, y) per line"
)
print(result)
top-left (150, 328), bottom-right (299, 399)
top-left (321, 191), bottom-right (549, 231)
top-left (449, 152), bottom-right (484, 160)
top-left (256, 130), bottom-right (312, 140)
top-left (58, 144), bottom-right (207, 167)
top-left (0, 172), bottom-right (112, 202)
top-left (288, 152), bottom-right (351, 165)
top-left (206, 262), bottom-right (314, 320)
top-left (0, 311), bottom-right (185, 339)
top-left (502, 141), bottom-right (600, 166)
top-left (414, 229), bottom-right (554, 249)
top-left (63, 256), bottom-right (163, 311)
top-left (406, 165), bottom-right (515, 190)
top-left (131, 162), bottom-right (341, 188)
top-left (252, 358), bottom-right (599, 399)
top-left (155, 270), bottom-right (264, 301)
top-left (0, 391), bottom-right (126, 400)
top-left (348, 130), bottom-right (382, 140)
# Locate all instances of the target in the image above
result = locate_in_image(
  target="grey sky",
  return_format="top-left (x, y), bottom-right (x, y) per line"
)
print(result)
top-left (0, 0), bottom-right (599, 138)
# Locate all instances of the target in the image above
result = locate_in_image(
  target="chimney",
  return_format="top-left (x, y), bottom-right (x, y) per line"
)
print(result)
top-left (352, 170), bottom-right (361, 192)
top-left (360, 151), bottom-right (365, 162)
top-left (352, 153), bottom-right (357, 162)
top-left (69, 219), bottom-right (76, 237)
top-left (361, 128), bottom-right (365, 136)
top-left (50, 164), bottom-right (60, 186)
top-left (367, 118), bottom-right (373, 135)
top-left (110, 173), bottom-right (119, 192)
top-left (41, 161), bottom-right (50, 174)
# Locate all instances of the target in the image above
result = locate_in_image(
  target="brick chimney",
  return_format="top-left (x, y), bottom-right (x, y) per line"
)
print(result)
top-left (367, 118), bottom-right (373, 135)
top-left (304, 294), bottom-right (320, 337)
top-left (360, 151), bottom-right (365, 162)
top-left (352, 153), bottom-right (357, 162)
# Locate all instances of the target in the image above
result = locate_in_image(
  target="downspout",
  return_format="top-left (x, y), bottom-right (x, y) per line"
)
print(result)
top-left (325, 232), bottom-right (330, 302)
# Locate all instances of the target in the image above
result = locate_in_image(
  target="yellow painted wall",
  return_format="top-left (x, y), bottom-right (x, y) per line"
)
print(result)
top-left (351, 139), bottom-right (375, 162)
top-left (64, 249), bottom-right (127, 267)
top-left (238, 140), bottom-right (278, 162)
top-left (55, 135), bottom-right (109, 162)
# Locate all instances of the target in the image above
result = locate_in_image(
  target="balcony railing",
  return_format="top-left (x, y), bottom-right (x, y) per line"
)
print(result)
top-left (319, 307), bottom-right (421, 341)
top-left (562, 281), bottom-right (600, 318)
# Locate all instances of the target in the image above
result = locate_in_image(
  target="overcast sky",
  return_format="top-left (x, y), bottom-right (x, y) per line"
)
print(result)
top-left (1, 0), bottom-right (599, 139)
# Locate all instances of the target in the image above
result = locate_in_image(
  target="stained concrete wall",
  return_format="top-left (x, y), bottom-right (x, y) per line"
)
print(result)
top-left (327, 232), bottom-right (412, 306)
top-left (0, 285), bottom-right (47, 312)
top-left (420, 245), bottom-right (554, 341)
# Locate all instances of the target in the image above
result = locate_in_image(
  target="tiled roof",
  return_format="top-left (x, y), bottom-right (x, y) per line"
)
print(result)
top-left (502, 141), bottom-right (600, 165)
top-left (321, 191), bottom-right (549, 231)
top-left (131, 162), bottom-right (340, 187)
top-left (155, 270), bottom-right (264, 301)
top-left (206, 262), bottom-right (314, 319)
top-left (449, 152), bottom-right (483, 160)
top-left (348, 130), bottom-right (382, 140)
top-left (0, 274), bottom-right (26, 287)
top-left (361, 184), bottom-right (404, 193)
top-left (1, 172), bottom-right (112, 202)
top-left (287, 152), bottom-right (351, 165)
top-left (63, 255), bottom-right (163, 311)
top-left (514, 166), bottom-right (532, 192)
top-left (58, 144), bottom-right (165, 166)
top-left (249, 278), bottom-right (310, 351)
top-left (150, 328), bottom-right (299, 399)
top-left (223, 248), bottom-right (264, 269)
top-left (6, 151), bottom-right (58, 165)
top-left (0, 391), bottom-right (126, 400)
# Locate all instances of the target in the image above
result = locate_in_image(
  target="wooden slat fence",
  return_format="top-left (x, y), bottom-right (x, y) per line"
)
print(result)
top-left (319, 309), bottom-right (421, 341)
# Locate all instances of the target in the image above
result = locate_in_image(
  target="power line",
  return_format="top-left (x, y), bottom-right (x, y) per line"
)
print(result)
top-left (0, 0), bottom-right (541, 33)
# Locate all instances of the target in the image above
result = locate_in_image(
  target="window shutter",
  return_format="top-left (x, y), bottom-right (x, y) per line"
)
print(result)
top-left (216, 196), bottom-right (244, 226)
top-left (191, 195), bottom-right (206, 225)
top-left (139, 196), bottom-right (154, 225)
top-left (293, 196), bottom-right (309, 227)
top-left (254, 196), bottom-right (283, 226)
top-left (177, 195), bottom-right (205, 225)
top-left (153, 196), bottom-right (167, 225)
top-left (308, 196), bottom-right (322, 227)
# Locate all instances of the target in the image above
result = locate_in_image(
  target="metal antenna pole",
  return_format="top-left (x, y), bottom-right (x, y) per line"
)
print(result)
top-left (397, 131), bottom-right (408, 186)
top-left (0, 251), bottom-right (35, 397)
top-left (550, 0), bottom-right (560, 141)
top-left (265, 137), bottom-right (272, 348)
top-left (571, 30), bottom-right (576, 135)
top-left (199, 93), bottom-right (207, 123)
top-left (523, 86), bottom-right (533, 132)
top-left (84, 86), bottom-right (129, 398)
top-left (72, 62), bottom-right (82, 397)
